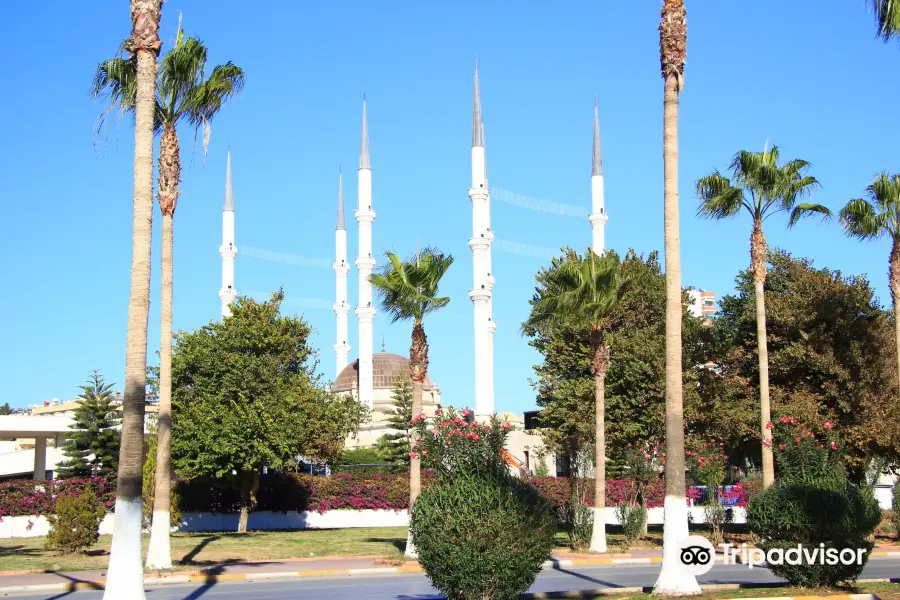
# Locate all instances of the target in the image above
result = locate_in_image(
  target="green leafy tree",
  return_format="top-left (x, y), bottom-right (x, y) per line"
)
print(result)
top-left (840, 174), bottom-right (900, 408)
top-left (57, 371), bottom-right (121, 480)
top-left (706, 249), bottom-right (900, 480)
top-left (370, 247), bottom-right (453, 558)
top-left (376, 377), bottom-right (414, 469)
top-left (523, 248), bottom-right (626, 553)
top-left (92, 24), bottom-right (244, 570)
top-left (697, 145), bottom-right (827, 488)
top-left (0, 403), bottom-right (12, 415)
top-left (171, 290), bottom-right (366, 533)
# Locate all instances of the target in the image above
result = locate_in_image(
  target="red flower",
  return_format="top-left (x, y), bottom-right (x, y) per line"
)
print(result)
top-left (830, 441), bottom-right (838, 450)
top-left (823, 421), bottom-right (833, 430)
top-left (502, 422), bottom-right (511, 430)
top-left (778, 444), bottom-right (787, 451)
top-left (765, 422), bottom-right (775, 430)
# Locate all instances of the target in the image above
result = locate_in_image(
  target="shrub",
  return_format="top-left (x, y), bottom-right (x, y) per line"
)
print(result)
top-left (410, 472), bottom-right (556, 600)
top-left (45, 487), bottom-right (106, 554)
top-left (893, 480), bottom-right (900, 541)
top-left (616, 503), bottom-right (645, 546)
top-left (747, 417), bottom-right (881, 587)
top-left (0, 478), bottom-right (114, 519)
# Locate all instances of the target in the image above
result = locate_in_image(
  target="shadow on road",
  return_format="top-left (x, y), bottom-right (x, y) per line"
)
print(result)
top-left (44, 571), bottom-right (104, 600)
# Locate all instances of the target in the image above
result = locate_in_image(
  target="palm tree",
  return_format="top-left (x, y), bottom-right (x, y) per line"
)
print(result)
top-left (523, 249), bottom-right (624, 553)
top-left (869, 0), bottom-right (900, 39)
top-left (696, 146), bottom-right (826, 489)
top-left (654, 0), bottom-right (700, 594)
top-left (92, 24), bottom-right (245, 570)
top-left (370, 247), bottom-right (453, 558)
top-left (99, 1), bottom-right (161, 598)
top-left (840, 173), bottom-right (900, 404)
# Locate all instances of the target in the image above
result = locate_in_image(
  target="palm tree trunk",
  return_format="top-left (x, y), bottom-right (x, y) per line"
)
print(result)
top-left (653, 72), bottom-right (700, 595)
top-left (147, 125), bottom-right (179, 570)
top-left (406, 322), bottom-right (428, 559)
top-left (589, 342), bottom-right (609, 553)
top-left (104, 2), bottom-right (161, 598)
top-left (751, 223), bottom-right (774, 489)
top-left (891, 241), bottom-right (900, 405)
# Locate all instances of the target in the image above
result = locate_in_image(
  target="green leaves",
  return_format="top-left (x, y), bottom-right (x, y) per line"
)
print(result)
top-left (870, 0), bottom-right (900, 40)
top-left (839, 173), bottom-right (900, 241)
top-left (370, 247), bottom-right (453, 325)
top-left (696, 146), bottom-right (825, 228)
top-left (57, 371), bottom-right (121, 480)
top-left (170, 292), bottom-right (366, 483)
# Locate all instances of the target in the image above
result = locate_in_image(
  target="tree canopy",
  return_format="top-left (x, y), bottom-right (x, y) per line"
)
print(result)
top-left (171, 291), bottom-right (367, 484)
top-left (56, 371), bottom-right (121, 480)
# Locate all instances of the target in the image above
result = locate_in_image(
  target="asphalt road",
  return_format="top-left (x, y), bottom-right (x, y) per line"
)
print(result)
top-left (7, 558), bottom-right (899, 600)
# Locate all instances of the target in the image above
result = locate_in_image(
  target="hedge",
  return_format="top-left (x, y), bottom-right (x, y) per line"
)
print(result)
top-left (0, 477), bottom-right (115, 518)
top-left (0, 473), bottom-right (740, 519)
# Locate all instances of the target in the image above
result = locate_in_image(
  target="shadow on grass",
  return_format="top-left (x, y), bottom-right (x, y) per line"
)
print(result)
top-left (178, 535), bottom-right (221, 564)
top-left (0, 544), bottom-right (43, 558)
top-left (365, 536), bottom-right (406, 554)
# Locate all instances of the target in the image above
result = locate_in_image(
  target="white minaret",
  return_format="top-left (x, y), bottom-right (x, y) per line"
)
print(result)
top-left (355, 100), bottom-right (376, 409)
top-left (469, 61), bottom-right (495, 419)
top-left (589, 99), bottom-right (608, 254)
top-left (334, 169), bottom-right (351, 376)
top-left (218, 151), bottom-right (237, 317)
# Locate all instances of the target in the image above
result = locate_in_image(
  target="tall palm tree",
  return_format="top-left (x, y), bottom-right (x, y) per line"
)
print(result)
top-left (523, 249), bottom-right (624, 553)
top-left (869, 0), bottom-right (900, 39)
top-left (653, 0), bottom-right (700, 594)
top-left (99, 1), bottom-right (161, 598)
top-left (370, 247), bottom-right (453, 558)
top-left (840, 173), bottom-right (900, 404)
top-left (92, 24), bottom-right (245, 570)
top-left (696, 146), bottom-right (826, 489)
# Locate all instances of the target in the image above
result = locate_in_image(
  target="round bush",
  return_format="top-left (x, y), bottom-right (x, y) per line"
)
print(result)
top-left (410, 472), bottom-right (556, 600)
top-left (748, 480), bottom-right (881, 587)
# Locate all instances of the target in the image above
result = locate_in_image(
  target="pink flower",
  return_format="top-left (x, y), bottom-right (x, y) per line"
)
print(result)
top-left (778, 444), bottom-right (787, 451)
top-left (422, 449), bottom-right (428, 455)
top-left (462, 408), bottom-right (472, 417)
top-left (830, 441), bottom-right (838, 450)
top-left (435, 408), bottom-right (441, 416)
top-left (502, 422), bottom-right (511, 430)
top-left (763, 440), bottom-right (772, 448)
top-left (409, 452), bottom-right (418, 459)
top-left (823, 421), bottom-right (833, 430)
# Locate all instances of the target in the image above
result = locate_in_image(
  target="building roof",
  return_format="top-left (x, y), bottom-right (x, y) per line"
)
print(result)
top-left (332, 352), bottom-right (437, 392)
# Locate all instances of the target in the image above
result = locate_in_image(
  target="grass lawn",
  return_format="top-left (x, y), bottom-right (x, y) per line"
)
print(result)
top-left (0, 527), bottom-right (410, 573)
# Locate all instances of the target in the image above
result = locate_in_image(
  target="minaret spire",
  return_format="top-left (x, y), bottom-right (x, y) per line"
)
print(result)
top-left (589, 99), bottom-right (608, 254)
top-left (468, 59), bottom-right (495, 419)
top-left (219, 151), bottom-right (238, 317)
top-left (355, 99), bottom-right (376, 409)
top-left (334, 168), bottom-right (350, 376)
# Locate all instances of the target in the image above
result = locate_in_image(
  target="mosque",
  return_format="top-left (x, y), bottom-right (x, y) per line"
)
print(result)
top-left (215, 61), bottom-right (608, 468)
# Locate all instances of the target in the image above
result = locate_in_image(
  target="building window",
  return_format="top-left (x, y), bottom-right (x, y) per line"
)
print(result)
top-left (556, 454), bottom-right (571, 477)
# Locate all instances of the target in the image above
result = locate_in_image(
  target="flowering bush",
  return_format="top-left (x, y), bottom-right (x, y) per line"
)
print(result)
top-left (410, 407), bottom-right (510, 479)
top-left (529, 476), bottom-right (665, 510)
top-left (0, 478), bottom-right (114, 519)
top-left (748, 416), bottom-right (881, 586)
top-left (686, 440), bottom-right (728, 501)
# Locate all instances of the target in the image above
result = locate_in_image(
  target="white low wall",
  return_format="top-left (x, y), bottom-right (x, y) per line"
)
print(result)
top-left (0, 506), bottom-right (749, 539)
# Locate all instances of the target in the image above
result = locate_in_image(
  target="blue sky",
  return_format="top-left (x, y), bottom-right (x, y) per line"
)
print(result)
top-left (2, 1), bottom-right (898, 412)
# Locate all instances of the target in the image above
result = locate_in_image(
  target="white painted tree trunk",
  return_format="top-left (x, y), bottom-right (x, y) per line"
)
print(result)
top-left (405, 529), bottom-right (418, 559)
top-left (103, 497), bottom-right (146, 600)
top-left (145, 510), bottom-right (172, 569)
top-left (653, 496), bottom-right (701, 595)
top-left (589, 508), bottom-right (607, 553)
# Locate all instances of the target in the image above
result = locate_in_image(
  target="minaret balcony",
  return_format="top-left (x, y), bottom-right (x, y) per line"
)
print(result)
top-left (219, 244), bottom-right (238, 258)
top-left (488, 320), bottom-right (498, 333)
top-left (218, 287), bottom-right (237, 299)
top-left (333, 302), bottom-right (351, 316)
top-left (354, 209), bottom-right (376, 223)
top-left (589, 212), bottom-right (609, 226)
top-left (333, 262), bottom-right (350, 275)
top-left (468, 237), bottom-right (492, 252)
top-left (468, 188), bottom-right (489, 202)
top-left (355, 305), bottom-right (376, 322)
top-left (469, 288), bottom-right (491, 304)
top-left (355, 257), bottom-right (376, 272)
top-left (334, 341), bottom-right (350, 355)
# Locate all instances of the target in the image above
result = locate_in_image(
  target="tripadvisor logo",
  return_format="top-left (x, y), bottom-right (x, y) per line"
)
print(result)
top-left (676, 536), bottom-right (867, 575)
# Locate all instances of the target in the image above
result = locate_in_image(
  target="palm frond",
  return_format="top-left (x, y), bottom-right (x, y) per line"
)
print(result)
top-left (870, 0), bottom-right (900, 40)
top-left (839, 198), bottom-right (889, 241)
top-left (696, 172), bottom-right (745, 220)
top-left (370, 248), bottom-right (454, 324)
top-left (787, 202), bottom-right (831, 228)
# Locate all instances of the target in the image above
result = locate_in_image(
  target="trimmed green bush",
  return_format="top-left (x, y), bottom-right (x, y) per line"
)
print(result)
top-left (747, 416), bottom-right (880, 587)
top-left (410, 472), bottom-right (556, 600)
top-left (616, 503), bottom-right (644, 546)
top-left (45, 487), bottom-right (106, 554)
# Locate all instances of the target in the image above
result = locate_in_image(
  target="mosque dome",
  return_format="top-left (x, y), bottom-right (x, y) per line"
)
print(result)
top-left (332, 352), bottom-right (438, 393)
